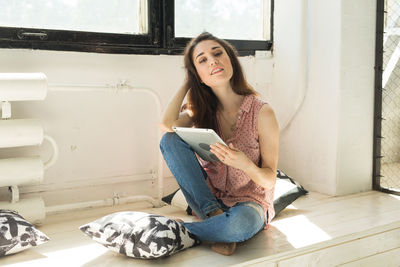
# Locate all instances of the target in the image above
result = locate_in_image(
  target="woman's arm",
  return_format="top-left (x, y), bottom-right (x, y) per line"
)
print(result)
top-left (159, 82), bottom-right (194, 132)
top-left (210, 104), bottom-right (279, 190)
top-left (242, 104), bottom-right (279, 190)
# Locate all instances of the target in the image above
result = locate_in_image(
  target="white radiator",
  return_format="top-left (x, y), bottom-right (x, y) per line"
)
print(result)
top-left (0, 73), bottom-right (58, 225)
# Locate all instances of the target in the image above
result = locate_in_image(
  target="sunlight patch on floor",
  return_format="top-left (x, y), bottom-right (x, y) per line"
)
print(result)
top-left (272, 215), bottom-right (331, 248)
top-left (6, 244), bottom-right (108, 267)
top-left (389, 193), bottom-right (400, 201)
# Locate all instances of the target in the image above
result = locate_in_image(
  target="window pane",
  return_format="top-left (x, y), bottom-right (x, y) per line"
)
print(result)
top-left (0, 0), bottom-right (147, 35)
top-left (175, 0), bottom-right (270, 41)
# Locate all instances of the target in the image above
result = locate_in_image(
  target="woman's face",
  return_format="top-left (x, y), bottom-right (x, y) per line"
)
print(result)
top-left (192, 40), bottom-right (233, 89)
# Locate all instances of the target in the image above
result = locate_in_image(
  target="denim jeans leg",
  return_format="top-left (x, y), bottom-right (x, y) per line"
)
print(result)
top-left (159, 132), bottom-right (221, 219)
top-left (182, 201), bottom-right (266, 243)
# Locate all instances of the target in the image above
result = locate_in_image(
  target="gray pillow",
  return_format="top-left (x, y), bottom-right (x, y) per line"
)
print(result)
top-left (79, 211), bottom-right (200, 259)
top-left (273, 169), bottom-right (308, 215)
top-left (0, 210), bottom-right (49, 256)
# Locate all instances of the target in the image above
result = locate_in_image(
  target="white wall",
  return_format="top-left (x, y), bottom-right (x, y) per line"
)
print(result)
top-left (336, 0), bottom-right (376, 194)
top-left (0, 0), bottom-right (377, 208)
top-left (276, 0), bottom-right (375, 195)
top-left (275, 0), bottom-right (341, 195)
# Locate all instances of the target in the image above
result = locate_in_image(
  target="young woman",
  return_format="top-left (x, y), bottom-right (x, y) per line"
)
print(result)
top-left (159, 32), bottom-right (279, 256)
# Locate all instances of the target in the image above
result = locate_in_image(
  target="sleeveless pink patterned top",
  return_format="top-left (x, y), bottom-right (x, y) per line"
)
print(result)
top-left (199, 94), bottom-right (275, 227)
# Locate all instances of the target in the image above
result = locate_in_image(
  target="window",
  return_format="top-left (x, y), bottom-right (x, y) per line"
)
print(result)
top-left (175, 0), bottom-right (270, 41)
top-left (0, 0), bottom-right (273, 55)
top-left (1, 0), bottom-right (147, 35)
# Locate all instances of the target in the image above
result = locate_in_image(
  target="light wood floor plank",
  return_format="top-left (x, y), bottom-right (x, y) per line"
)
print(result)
top-left (338, 247), bottom-right (400, 267)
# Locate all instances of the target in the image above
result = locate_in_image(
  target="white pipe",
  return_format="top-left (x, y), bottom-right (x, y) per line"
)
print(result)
top-left (9, 185), bottom-right (19, 203)
top-left (0, 156), bottom-right (43, 187)
top-left (1, 101), bottom-right (11, 119)
top-left (0, 73), bottom-right (47, 101)
top-left (46, 195), bottom-right (163, 215)
top-left (117, 195), bottom-right (160, 206)
top-left (47, 81), bottom-right (164, 205)
top-left (0, 119), bottom-right (43, 148)
top-left (21, 172), bottom-right (154, 194)
top-left (46, 198), bottom-right (115, 215)
top-left (1, 197), bottom-right (45, 225)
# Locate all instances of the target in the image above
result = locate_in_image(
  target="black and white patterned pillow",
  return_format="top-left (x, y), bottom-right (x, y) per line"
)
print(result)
top-left (79, 211), bottom-right (200, 259)
top-left (0, 210), bottom-right (50, 256)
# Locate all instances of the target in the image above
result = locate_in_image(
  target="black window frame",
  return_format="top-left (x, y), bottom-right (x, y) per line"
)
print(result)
top-left (0, 0), bottom-right (273, 56)
top-left (373, 0), bottom-right (400, 196)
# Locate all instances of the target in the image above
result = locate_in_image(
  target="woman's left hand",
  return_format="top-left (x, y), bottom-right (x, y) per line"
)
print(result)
top-left (210, 142), bottom-right (253, 171)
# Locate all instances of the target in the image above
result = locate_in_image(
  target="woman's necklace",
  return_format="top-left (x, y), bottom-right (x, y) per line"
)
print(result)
top-left (219, 111), bottom-right (237, 132)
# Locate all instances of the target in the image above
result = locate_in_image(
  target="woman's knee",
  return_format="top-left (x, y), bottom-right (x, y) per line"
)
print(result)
top-left (159, 132), bottom-right (181, 150)
top-left (224, 205), bottom-right (264, 242)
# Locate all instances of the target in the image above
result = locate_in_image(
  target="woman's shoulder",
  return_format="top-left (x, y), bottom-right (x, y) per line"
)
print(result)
top-left (245, 93), bottom-right (265, 105)
top-left (247, 94), bottom-right (277, 127)
top-left (246, 94), bottom-right (271, 113)
top-left (258, 103), bottom-right (275, 119)
top-left (257, 103), bottom-right (278, 133)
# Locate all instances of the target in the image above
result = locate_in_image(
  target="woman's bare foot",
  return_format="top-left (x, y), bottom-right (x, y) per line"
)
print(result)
top-left (211, 242), bottom-right (237, 256)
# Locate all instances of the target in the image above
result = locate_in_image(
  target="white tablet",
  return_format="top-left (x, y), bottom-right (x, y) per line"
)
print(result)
top-left (172, 127), bottom-right (227, 162)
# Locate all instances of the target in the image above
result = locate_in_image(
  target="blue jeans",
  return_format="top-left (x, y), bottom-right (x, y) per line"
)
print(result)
top-left (159, 132), bottom-right (265, 243)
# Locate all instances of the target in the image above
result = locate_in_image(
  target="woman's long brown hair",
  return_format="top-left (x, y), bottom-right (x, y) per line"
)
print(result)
top-left (183, 32), bottom-right (257, 130)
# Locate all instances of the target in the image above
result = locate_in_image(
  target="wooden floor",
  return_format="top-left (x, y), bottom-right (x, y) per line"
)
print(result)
top-left (2, 190), bottom-right (400, 267)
